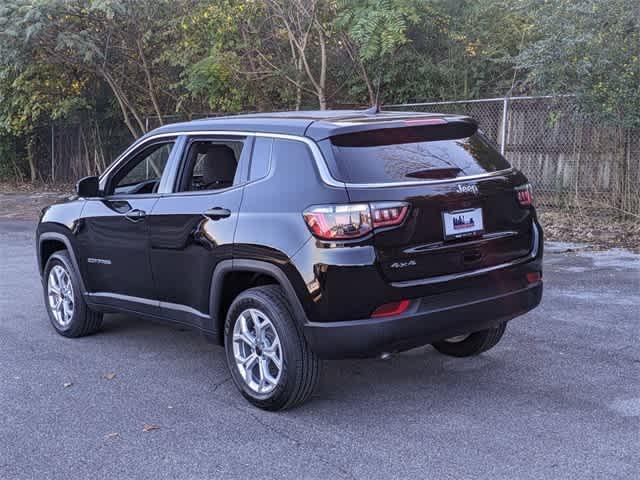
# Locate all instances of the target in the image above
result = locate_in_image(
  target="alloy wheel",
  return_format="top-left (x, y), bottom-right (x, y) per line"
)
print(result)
top-left (48, 265), bottom-right (75, 328)
top-left (232, 308), bottom-right (283, 394)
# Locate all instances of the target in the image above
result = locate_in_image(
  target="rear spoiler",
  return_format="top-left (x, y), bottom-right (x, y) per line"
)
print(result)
top-left (327, 116), bottom-right (479, 147)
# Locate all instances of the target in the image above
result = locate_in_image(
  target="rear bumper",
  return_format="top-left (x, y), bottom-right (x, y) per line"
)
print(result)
top-left (303, 281), bottom-right (542, 359)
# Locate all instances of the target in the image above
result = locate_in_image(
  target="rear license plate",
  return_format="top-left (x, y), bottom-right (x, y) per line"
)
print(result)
top-left (442, 208), bottom-right (484, 240)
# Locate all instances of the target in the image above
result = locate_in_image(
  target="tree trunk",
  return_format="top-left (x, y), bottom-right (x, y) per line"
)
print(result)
top-left (27, 140), bottom-right (37, 182)
top-left (100, 69), bottom-right (146, 136)
top-left (316, 21), bottom-right (327, 110)
top-left (100, 70), bottom-right (141, 138)
top-left (137, 38), bottom-right (164, 126)
top-left (342, 36), bottom-right (375, 106)
top-left (295, 57), bottom-right (303, 110)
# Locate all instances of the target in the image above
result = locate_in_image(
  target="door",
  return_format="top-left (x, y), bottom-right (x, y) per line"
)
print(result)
top-left (147, 135), bottom-right (251, 321)
top-left (76, 139), bottom-right (178, 307)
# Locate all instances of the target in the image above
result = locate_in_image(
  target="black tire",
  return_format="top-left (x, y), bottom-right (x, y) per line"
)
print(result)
top-left (431, 322), bottom-right (507, 357)
top-left (224, 285), bottom-right (320, 411)
top-left (43, 250), bottom-right (103, 337)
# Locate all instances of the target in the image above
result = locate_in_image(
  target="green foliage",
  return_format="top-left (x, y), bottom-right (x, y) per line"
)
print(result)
top-left (336, 0), bottom-right (419, 61)
top-left (0, 65), bottom-right (89, 136)
top-left (0, 0), bottom-right (638, 181)
top-left (183, 50), bottom-right (249, 112)
top-left (516, 0), bottom-right (640, 127)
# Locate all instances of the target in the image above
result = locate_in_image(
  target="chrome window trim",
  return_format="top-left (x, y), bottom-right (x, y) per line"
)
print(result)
top-left (100, 130), bottom-right (513, 191)
top-left (342, 168), bottom-right (514, 189)
top-left (99, 134), bottom-right (181, 192)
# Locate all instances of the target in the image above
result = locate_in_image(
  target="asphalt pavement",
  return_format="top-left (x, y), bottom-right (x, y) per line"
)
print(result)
top-left (1, 219), bottom-right (638, 480)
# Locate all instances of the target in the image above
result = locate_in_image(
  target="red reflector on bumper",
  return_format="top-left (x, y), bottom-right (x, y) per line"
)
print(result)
top-left (526, 272), bottom-right (541, 284)
top-left (371, 299), bottom-right (410, 318)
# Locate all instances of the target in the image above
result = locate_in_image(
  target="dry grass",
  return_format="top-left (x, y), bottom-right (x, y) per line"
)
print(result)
top-left (0, 180), bottom-right (73, 194)
top-left (539, 208), bottom-right (640, 252)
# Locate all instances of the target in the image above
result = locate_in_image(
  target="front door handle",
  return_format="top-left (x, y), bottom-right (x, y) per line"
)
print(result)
top-left (124, 208), bottom-right (146, 222)
top-left (204, 207), bottom-right (231, 220)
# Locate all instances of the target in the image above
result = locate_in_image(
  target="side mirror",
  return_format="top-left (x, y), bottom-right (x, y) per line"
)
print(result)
top-left (76, 176), bottom-right (100, 197)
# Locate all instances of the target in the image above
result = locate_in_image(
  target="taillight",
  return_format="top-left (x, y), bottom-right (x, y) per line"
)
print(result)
top-left (371, 202), bottom-right (409, 228)
top-left (371, 299), bottom-right (411, 318)
top-left (516, 184), bottom-right (534, 207)
top-left (303, 204), bottom-right (372, 240)
top-left (526, 271), bottom-right (541, 284)
top-left (303, 202), bottom-right (408, 240)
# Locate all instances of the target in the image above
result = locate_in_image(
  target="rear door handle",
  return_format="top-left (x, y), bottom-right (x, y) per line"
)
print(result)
top-left (204, 207), bottom-right (231, 220)
top-left (124, 208), bottom-right (146, 222)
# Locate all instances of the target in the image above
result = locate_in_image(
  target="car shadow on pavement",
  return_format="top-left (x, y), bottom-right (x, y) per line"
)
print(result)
top-left (96, 312), bottom-right (509, 413)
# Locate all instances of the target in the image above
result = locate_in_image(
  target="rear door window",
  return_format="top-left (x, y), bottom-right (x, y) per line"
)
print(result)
top-left (328, 127), bottom-right (511, 183)
top-left (178, 139), bottom-right (246, 192)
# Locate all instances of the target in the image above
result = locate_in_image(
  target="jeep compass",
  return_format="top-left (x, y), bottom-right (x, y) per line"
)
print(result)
top-left (36, 109), bottom-right (543, 410)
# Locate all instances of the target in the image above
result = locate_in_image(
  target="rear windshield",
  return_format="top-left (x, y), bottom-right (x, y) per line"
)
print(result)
top-left (328, 127), bottom-right (511, 183)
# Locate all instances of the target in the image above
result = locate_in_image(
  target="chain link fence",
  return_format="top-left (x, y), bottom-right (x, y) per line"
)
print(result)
top-left (30, 96), bottom-right (640, 218)
top-left (386, 96), bottom-right (640, 217)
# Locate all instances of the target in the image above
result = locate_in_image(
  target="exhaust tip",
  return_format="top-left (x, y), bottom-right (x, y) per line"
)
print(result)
top-left (379, 352), bottom-right (393, 360)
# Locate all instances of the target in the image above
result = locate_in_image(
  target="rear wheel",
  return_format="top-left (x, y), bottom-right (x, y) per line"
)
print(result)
top-left (43, 251), bottom-right (103, 337)
top-left (431, 322), bottom-right (507, 357)
top-left (224, 285), bottom-right (320, 411)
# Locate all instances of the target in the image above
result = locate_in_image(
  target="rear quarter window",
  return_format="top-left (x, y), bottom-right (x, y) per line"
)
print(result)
top-left (327, 127), bottom-right (511, 184)
top-left (249, 137), bottom-right (273, 181)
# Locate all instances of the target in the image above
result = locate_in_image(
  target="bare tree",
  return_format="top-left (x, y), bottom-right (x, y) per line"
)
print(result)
top-left (267, 0), bottom-right (332, 109)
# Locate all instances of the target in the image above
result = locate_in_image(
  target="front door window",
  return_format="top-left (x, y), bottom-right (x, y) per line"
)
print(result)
top-left (110, 142), bottom-right (175, 195)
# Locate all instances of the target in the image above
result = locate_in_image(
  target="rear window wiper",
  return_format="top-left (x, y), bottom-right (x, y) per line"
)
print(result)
top-left (405, 167), bottom-right (462, 180)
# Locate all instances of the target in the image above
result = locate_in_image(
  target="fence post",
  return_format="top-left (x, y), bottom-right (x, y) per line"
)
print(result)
top-left (51, 123), bottom-right (55, 183)
top-left (500, 97), bottom-right (508, 155)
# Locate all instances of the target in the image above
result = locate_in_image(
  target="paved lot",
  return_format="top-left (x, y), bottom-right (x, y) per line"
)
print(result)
top-left (1, 219), bottom-right (638, 480)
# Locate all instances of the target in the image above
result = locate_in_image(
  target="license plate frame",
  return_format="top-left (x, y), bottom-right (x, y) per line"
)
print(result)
top-left (442, 207), bottom-right (484, 240)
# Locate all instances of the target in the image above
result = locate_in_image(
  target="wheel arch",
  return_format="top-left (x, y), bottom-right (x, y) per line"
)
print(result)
top-left (209, 259), bottom-right (309, 345)
top-left (38, 232), bottom-right (87, 293)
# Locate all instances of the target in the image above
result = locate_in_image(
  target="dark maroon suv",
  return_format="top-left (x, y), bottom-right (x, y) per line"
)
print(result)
top-left (36, 109), bottom-right (543, 410)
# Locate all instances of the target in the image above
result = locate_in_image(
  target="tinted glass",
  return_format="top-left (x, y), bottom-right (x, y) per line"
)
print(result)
top-left (112, 142), bottom-right (174, 194)
top-left (330, 131), bottom-right (511, 183)
top-left (179, 140), bottom-right (244, 191)
top-left (249, 137), bottom-right (273, 181)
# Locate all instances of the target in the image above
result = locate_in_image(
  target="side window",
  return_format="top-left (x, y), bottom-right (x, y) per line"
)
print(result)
top-left (249, 137), bottom-right (273, 181)
top-left (110, 142), bottom-right (174, 195)
top-left (179, 139), bottom-right (245, 192)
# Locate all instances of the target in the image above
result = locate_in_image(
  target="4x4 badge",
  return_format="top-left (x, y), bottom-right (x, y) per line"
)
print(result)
top-left (390, 260), bottom-right (417, 269)
top-left (457, 184), bottom-right (479, 194)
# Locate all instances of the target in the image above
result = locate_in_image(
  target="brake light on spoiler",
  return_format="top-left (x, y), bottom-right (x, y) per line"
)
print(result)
top-left (403, 118), bottom-right (447, 126)
top-left (303, 202), bottom-right (409, 240)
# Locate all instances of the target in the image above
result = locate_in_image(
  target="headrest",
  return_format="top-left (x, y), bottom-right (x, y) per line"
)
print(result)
top-left (201, 145), bottom-right (237, 185)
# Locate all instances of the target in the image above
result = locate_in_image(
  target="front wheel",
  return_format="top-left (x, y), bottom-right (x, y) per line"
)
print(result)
top-left (431, 322), bottom-right (507, 357)
top-left (224, 285), bottom-right (320, 411)
top-left (43, 250), bottom-right (103, 337)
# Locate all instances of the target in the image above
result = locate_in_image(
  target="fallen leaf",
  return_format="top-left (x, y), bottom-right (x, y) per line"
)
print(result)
top-left (142, 423), bottom-right (160, 432)
top-left (103, 372), bottom-right (116, 380)
top-left (63, 382), bottom-right (73, 388)
top-left (105, 432), bottom-right (119, 439)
